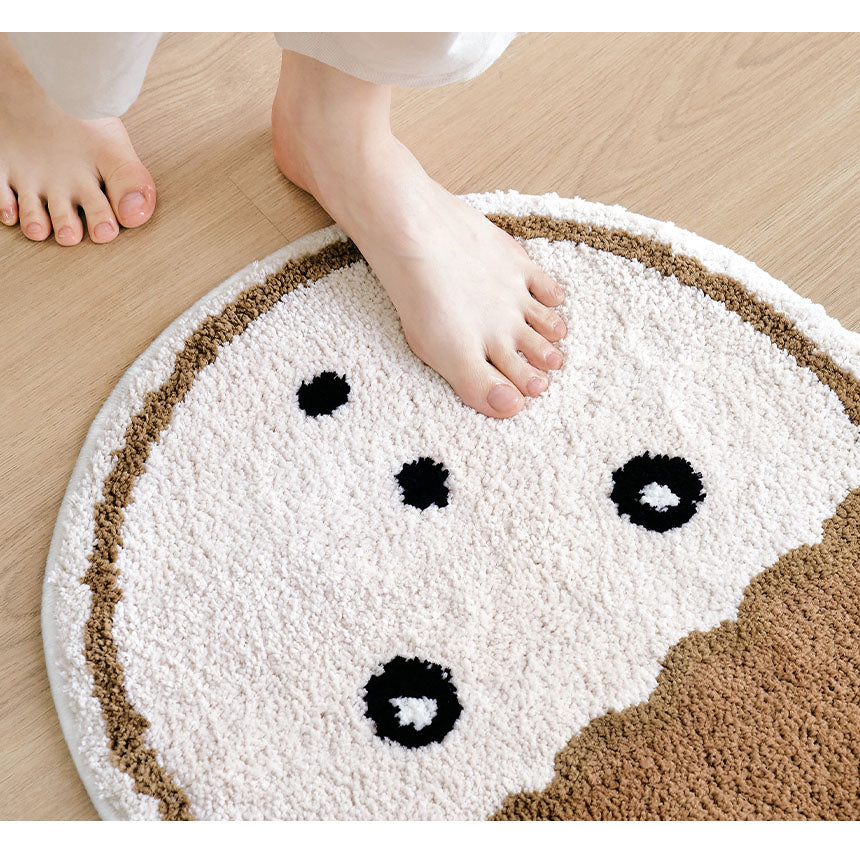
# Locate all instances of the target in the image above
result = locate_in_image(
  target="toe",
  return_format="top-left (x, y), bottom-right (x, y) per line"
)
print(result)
top-left (17, 194), bottom-right (51, 241)
top-left (525, 299), bottom-right (567, 342)
top-left (444, 354), bottom-right (526, 419)
top-left (516, 324), bottom-right (564, 372)
top-left (487, 342), bottom-right (549, 399)
top-left (47, 195), bottom-right (84, 246)
top-left (80, 191), bottom-right (119, 243)
top-left (527, 269), bottom-right (565, 307)
top-left (99, 157), bottom-right (156, 228)
top-left (0, 182), bottom-right (18, 226)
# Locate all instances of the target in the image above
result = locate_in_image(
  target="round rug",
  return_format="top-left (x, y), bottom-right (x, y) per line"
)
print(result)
top-left (43, 191), bottom-right (860, 820)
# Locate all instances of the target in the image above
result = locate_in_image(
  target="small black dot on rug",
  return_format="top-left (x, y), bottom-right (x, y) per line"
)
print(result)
top-left (297, 371), bottom-right (350, 417)
top-left (610, 451), bottom-right (705, 532)
top-left (396, 457), bottom-right (449, 510)
top-left (363, 656), bottom-right (462, 749)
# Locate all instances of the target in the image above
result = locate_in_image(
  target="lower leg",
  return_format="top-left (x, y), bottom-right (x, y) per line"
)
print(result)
top-left (272, 50), bottom-right (567, 420)
top-left (0, 34), bottom-right (156, 245)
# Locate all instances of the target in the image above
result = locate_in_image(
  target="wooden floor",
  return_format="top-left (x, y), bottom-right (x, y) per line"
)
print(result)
top-left (1, 32), bottom-right (857, 820)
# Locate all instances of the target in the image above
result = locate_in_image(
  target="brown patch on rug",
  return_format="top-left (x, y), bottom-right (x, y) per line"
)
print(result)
top-left (492, 487), bottom-right (860, 820)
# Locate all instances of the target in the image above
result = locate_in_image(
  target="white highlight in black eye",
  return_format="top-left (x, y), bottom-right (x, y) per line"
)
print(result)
top-left (389, 696), bottom-right (438, 731)
top-left (638, 481), bottom-right (681, 512)
top-left (611, 452), bottom-right (705, 532)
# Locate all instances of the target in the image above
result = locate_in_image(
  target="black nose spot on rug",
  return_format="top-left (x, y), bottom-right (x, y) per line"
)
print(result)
top-left (610, 451), bottom-right (705, 532)
top-left (363, 656), bottom-right (462, 749)
top-left (396, 457), bottom-right (449, 510)
top-left (297, 371), bottom-right (350, 417)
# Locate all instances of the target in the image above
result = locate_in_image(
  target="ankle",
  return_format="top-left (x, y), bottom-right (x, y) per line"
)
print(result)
top-left (273, 113), bottom-right (403, 220)
top-left (277, 50), bottom-right (391, 130)
top-left (272, 50), bottom-right (395, 197)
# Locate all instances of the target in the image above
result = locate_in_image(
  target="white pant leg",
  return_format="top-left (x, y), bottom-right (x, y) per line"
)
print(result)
top-left (273, 32), bottom-right (518, 88)
top-left (7, 32), bottom-right (161, 119)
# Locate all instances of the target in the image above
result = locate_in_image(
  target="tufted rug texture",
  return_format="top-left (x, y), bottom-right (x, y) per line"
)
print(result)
top-left (43, 191), bottom-right (860, 820)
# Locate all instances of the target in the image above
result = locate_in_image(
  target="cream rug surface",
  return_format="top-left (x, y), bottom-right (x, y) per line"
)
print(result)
top-left (43, 191), bottom-right (860, 820)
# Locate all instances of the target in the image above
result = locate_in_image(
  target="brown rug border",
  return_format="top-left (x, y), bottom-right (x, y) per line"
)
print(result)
top-left (78, 214), bottom-right (860, 820)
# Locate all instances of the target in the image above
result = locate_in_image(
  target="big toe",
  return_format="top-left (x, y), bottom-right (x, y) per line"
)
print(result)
top-left (446, 355), bottom-right (525, 420)
top-left (100, 157), bottom-right (156, 228)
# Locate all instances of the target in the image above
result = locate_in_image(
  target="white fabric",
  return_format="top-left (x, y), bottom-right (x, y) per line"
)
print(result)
top-left (7, 32), bottom-right (516, 120)
top-left (7, 32), bottom-right (161, 120)
top-left (42, 192), bottom-right (860, 820)
top-left (274, 32), bottom-right (518, 88)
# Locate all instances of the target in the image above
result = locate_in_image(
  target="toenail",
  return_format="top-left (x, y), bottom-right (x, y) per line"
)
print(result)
top-left (0, 208), bottom-right (13, 224)
top-left (118, 191), bottom-right (147, 220)
top-left (25, 222), bottom-right (46, 238)
top-left (554, 285), bottom-right (564, 300)
top-left (527, 376), bottom-right (547, 397)
top-left (57, 226), bottom-right (75, 242)
top-left (94, 221), bottom-right (116, 241)
top-left (546, 350), bottom-right (563, 369)
top-left (487, 384), bottom-right (520, 412)
top-left (554, 319), bottom-right (567, 336)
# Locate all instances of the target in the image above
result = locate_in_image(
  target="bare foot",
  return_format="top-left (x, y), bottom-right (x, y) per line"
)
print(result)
top-left (0, 35), bottom-right (156, 246)
top-left (272, 51), bottom-right (566, 419)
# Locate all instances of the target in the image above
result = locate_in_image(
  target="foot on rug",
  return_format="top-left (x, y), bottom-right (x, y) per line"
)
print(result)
top-left (272, 50), bottom-right (567, 420)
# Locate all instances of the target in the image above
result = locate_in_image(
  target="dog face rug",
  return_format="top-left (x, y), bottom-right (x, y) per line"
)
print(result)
top-left (43, 191), bottom-right (860, 820)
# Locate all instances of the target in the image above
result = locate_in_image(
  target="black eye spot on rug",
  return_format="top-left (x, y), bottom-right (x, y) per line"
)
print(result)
top-left (610, 452), bottom-right (706, 533)
top-left (298, 371), bottom-right (350, 417)
top-left (363, 656), bottom-right (463, 749)
top-left (395, 457), bottom-right (450, 510)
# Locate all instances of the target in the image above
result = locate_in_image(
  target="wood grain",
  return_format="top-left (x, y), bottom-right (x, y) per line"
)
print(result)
top-left (1, 32), bottom-right (857, 820)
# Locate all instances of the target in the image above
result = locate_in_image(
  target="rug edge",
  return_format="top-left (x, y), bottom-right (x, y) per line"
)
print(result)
top-left (41, 221), bottom-right (352, 820)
